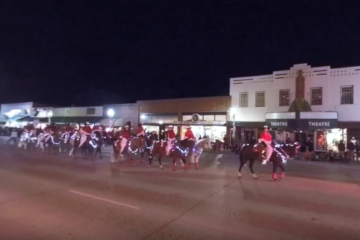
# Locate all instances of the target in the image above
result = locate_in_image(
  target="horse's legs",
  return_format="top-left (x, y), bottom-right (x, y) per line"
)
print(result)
top-left (195, 157), bottom-right (199, 170)
top-left (249, 159), bottom-right (258, 179)
top-left (272, 161), bottom-right (279, 181)
top-left (279, 162), bottom-right (285, 179)
top-left (172, 157), bottom-right (177, 171)
top-left (181, 157), bottom-right (188, 170)
top-left (148, 154), bottom-right (153, 167)
top-left (98, 147), bottom-right (102, 159)
top-left (238, 159), bottom-right (247, 178)
top-left (158, 156), bottom-right (163, 169)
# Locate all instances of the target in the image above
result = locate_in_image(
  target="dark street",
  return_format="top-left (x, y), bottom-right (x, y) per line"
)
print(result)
top-left (0, 138), bottom-right (359, 240)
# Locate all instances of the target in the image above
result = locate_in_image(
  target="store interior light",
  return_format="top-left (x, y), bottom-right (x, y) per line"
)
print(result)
top-left (140, 114), bottom-right (146, 119)
top-left (159, 121), bottom-right (163, 124)
top-left (47, 110), bottom-right (53, 118)
top-left (107, 109), bottom-right (115, 118)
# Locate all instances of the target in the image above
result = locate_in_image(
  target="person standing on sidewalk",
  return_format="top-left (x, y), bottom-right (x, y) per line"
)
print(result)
top-left (7, 128), bottom-right (18, 145)
top-left (347, 137), bottom-right (356, 162)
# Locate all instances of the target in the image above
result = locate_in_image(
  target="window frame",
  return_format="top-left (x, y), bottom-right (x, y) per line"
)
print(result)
top-left (239, 92), bottom-right (248, 107)
top-left (340, 85), bottom-right (354, 105)
top-left (255, 91), bottom-right (265, 107)
top-left (310, 87), bottom-right (323, 105)
top-left (279, 89), bottom-right (290, 106)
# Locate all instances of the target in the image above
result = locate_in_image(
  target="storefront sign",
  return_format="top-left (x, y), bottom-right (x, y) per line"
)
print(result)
top-left (173, 120), bottom-right (225, 125)
top-left (265, 119), bottom-right (296, 129)
top-left (300, 119), bottom-right (337, 129)
top-left (191, 114), bottom-right (200, 123)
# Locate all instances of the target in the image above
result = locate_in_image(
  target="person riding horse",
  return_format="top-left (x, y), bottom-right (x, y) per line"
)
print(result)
top-left (182, 126), bottom-right (196, 155)
top-left (166, 125), bottom-right (176, 156)
top-left (92, 123), bottom-right (102, 134)
top-left (119, 125), bottom-right (131, 154)
top-left (259, 125), bottom-right (273, 165)
top-left (79, 122), bottom-right (92, 147)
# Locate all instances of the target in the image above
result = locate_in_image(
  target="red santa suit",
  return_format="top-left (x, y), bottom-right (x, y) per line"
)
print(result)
top-left (137, 126), bottom-right (145, 137)
top-left (166, 128), bottom-right (176, 155)
top-left (184, 129), bottom-right (195, 140)
top-left (92, 125), bottom-right (101, 133)
top-left (259, 129), bottom-right (273, 163)
top-left (120, 128), bottom-right (131, 153)
top-left (79, 125), bottom-right (92, 147)
top-left (65, 126), bottom-right (73, 133)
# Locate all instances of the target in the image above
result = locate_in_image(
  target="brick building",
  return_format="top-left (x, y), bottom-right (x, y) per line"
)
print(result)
top-left (138, 96), bottom-right (230, 141)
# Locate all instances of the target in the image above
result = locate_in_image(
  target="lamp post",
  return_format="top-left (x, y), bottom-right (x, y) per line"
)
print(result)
top-left (228, 107), bottom-right (238, 146)
top-left (107, 109), bottom-right (115, 131)
top-left (47, 110), bottom-right (53, 124)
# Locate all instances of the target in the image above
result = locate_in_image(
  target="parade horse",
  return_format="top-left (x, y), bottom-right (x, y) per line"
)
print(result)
top-left (89, 131), bottom-right (104, 160)
top-left (68, 132), bottom-right (94, 159)
top-left (18, 130), bottom-right (37, 151)
top-left (186, 137), bottom-right (213, 170)
top-left (40, 130), bottom-right (62, 154)
top-left (111, 136), bottom-right (143, 165)
top-left (277, 142), bottom-right (301, 159)
top-left (60, 131), bottom-right (73, 153)
top-left (238, 140), bottom-right (294, 181)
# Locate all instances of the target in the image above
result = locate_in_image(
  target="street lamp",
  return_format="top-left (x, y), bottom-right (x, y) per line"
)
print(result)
top-left (107, 109), bottom-right (115, 130)
top-left (228, 107), bottom-right (238, 146)
top-left (47, 110), bottom-right (53, 124)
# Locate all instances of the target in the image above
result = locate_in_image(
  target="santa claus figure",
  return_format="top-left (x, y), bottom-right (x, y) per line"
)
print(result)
top-left (182, 126), bottom-right (196, 156)
top-left (119, 125), bottom-right (131, 154)
top-left (79, 122), bottom-right (92, 147)
top-left (64, 123), bottom-right (73, 133)
top-left (137, 123), bottom-right (145, 137)
top-left (258, 125), bottom-right (273, 165)
top-left (166, 125), bottom-right (176, 155)
top-left (92, 123), bottom-right (102, 133)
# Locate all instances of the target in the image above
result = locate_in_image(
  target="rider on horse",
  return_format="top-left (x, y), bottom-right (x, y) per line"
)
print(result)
top-left (183, 126), bottom-right (196, 155)
top-left (79, 122), bottom-right (92, 147)
top-left (259, 125), bottom-right (273, 165)
top-left (64, 123), bottom-right (73, 134)
top-left (92, 123), bottom-right (102, 133)
top-left (119, 125), bottom-right (131, 154)
top-left (137, 123), bottom-right (145, 137)
top-left (166, 125), bottom-right (176, 155)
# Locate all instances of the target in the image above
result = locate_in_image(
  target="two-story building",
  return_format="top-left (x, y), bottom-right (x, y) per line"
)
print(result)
top-left (229, 63), bottom-right (360, 151)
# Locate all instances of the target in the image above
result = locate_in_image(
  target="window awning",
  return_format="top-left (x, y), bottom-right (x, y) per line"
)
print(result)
top-left (17, 116), bottom-right (48, 123)
top-left (50, 116), bottom-right (102, 124)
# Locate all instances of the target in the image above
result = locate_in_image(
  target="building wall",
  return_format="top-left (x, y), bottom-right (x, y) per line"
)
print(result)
top-left (230, 63), bottom-right (360, 122)
top-left (138, 96), bottom-right (231, 117)
top-left (0, 102), bottom-right (34, 116)
top-left (52, 106), bottom-right (103, 117)
top-left (103, 103), bottom-right (139, 127)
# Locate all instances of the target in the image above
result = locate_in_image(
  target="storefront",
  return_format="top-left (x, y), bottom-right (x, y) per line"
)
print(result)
top-left (138, 96), bottom-right (231, 139)
top-left (0, 102), bottom-right (50, 128)
top-left (101, 104), bottom-right (138, 131)
top-left (50, 106), bottom-right (103, 125)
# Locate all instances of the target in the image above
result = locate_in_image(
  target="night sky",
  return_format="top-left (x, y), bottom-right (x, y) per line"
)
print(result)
top-left (0, 0), bottom-right (359, 106)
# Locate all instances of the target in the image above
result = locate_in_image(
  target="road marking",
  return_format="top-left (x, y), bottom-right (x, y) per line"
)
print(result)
top-left (69, 190), bottom-right (141, 210)
top-left (215, 154), bottom-right (223, 165)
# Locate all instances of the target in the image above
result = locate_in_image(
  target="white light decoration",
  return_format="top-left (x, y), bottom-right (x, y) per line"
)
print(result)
top-left (107, 109), bottom-right (115, 118)
top-left (47, 110), bottom-right (53, 118)
top-left (227, 107), bottom-right (240, 144)
top-left (140, 114), bottom-right (146, 119)
top-left (159, 121), bottom-right (163, 125)
top-left (5, 109), bottom-right (21, 118)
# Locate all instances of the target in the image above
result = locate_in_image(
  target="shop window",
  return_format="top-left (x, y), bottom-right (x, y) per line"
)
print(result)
top-left (255, 91), bottom-right (265, 107)
top-left (279, 89), bottom-right (290, 106)
top-left (341, 85), bottom-right (354, 104)
top-left (203, 115), bottom-right (214, 121)
top-left (215, 115), bottom-right (226, 122)
top-left (239, 92), bottom-right (248, 107)
top-left (311, 87), bottom-right (322, 105)
top-left (86, 108), bottom-right (95, 115)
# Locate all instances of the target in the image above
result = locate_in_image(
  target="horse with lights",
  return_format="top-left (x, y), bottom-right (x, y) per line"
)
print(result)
top-left (238, 140), bottom-right (297, 181)
top-left (111, 136), bottom-right (144, 165)
top-left (39, 125), bottom-right (62, 154)
top-left (18, 127), bottom-right (37, 151)
top-left (185, 137), bottom-right (212, 169)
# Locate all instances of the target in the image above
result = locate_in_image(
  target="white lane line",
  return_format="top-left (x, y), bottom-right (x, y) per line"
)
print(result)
top-left (69, 190), bottom-right (141, 210)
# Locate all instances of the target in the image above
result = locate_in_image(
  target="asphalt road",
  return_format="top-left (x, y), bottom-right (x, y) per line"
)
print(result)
top-left (0, 137), bottom-right (360, 240)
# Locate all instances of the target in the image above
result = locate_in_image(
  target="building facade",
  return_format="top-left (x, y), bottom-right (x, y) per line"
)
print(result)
top-left (0, 102), bottom-right (50, 128)
top-left (51, 106), bottom-right (104, 126)
top-left (138, 96), bottom-right (230, 141)
top-left (230, 63), bottom-right (360, 151)
top-left (101, 103), bottom-right (139, 130)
